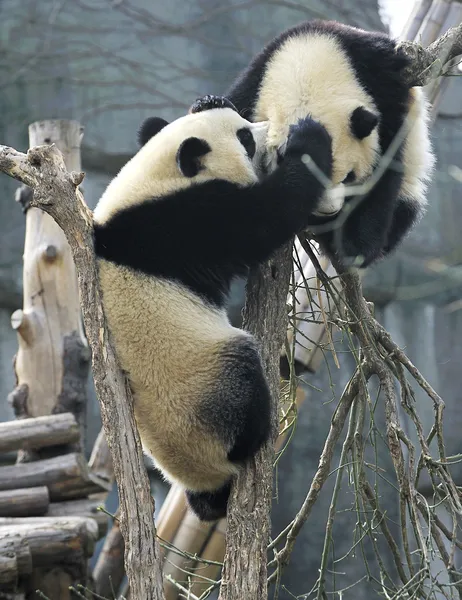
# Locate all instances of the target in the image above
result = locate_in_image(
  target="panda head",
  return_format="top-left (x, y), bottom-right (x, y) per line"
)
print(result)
top-left (93, 96), bottom-right (269, 223)
top-left (256, 33), bottom-right (384, 217)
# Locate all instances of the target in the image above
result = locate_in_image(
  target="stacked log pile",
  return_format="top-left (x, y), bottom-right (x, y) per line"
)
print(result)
top-left (0, 413), bottom-right (111, 598)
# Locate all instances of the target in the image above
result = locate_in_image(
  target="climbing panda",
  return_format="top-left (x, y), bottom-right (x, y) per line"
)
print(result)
top-left (92, 95), bottom-right (333, 521)
top-left (227, 20), bottom-right (435, 268)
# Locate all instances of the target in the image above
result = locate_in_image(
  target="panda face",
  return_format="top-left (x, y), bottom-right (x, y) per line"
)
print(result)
top-left (253, 33), bottom-right (381, 216)
top-left (93, 108), bottom-right (269, 224)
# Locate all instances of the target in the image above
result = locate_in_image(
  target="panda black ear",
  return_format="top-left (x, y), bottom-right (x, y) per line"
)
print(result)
top-left (177, 137), bottom-right (211, 178)
top-left (138, 117), bottom-right (169, 147)
top-left (350, 107), bottom-right (379, 140)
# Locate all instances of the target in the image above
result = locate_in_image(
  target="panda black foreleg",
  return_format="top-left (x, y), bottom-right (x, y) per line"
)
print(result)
top-left (382, 195), bottom-right (421, 257)
top-left (314, 167), bottom-right (403, 269)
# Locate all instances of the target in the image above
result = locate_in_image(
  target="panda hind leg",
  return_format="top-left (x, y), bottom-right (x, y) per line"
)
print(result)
top-left (186, 481), bottom-right (232, 521)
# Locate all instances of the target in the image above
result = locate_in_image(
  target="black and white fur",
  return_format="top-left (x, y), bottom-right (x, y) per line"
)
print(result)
top-left (227, 20), bottom-right (435, 268)
top-left (93, 96), bottom-right (333, 521)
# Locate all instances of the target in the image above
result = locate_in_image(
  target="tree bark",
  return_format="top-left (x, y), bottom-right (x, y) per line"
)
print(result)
top-left (0, 142), bottom-right (165, 599)
top-left (219, 243), bottom-right (293, 600)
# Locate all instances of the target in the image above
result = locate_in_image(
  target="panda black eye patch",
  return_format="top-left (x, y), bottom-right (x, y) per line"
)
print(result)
top-left (342, 171), bottom-right (356, 184)
top-left (237, 128), bottom-right (256, 159)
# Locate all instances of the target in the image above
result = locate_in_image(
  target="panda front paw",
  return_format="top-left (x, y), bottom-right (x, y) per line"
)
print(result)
top-left (286, 117), bottom-right (333, 180)
top-left (315, 230), bottom-right (385, 271)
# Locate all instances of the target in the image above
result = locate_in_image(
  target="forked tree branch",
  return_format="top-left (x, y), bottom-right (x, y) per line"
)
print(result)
top-left (0, 144), bottom-right (165, 600)
top-left (398, 22), bottom-right (462, 86)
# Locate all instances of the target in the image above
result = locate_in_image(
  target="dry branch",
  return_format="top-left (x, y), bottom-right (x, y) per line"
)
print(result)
top-left (0, 141), bottom-right (164, 598)
top-left (0, 413), bottom-right (79, 454)
top-left (93, 508), bottom-right (125, 597)
top-left (398, 22), bottom-right (462, 86)
top-left (88, 428), bottom-right (114, 485)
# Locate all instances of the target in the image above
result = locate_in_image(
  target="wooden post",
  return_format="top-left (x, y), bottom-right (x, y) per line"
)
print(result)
top-left (7, 120), bottom-right (91, 598)
top-left (9, 120), bottom-right (90, 459)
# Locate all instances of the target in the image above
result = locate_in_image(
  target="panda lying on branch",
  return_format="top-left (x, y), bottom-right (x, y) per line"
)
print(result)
top-left (93, 95), bottom-right (333, 521)
top-left (227, 19), bottom-right (435, 268)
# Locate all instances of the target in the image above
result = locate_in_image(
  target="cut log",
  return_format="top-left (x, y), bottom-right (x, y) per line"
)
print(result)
top-left (0, 486), bottom-right (49, 517)
top-left (0, 453), bottom-right (111, 501)
top-left (0, 535), bottom-right (32, 576)
top-left (0, 414), bottom-right (79, 454)
top-left (0, 551), bottom-right (17, 591)
top-left (47, 495), bottom-right (109, 538)
top-left (0, 517), bottom-right (98, 566)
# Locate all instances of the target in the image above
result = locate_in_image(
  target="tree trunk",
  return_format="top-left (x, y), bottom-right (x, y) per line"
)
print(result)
top-left (219, 243), bottom-right (294, 600)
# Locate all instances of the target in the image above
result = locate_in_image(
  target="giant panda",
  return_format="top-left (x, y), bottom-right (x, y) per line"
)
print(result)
top-left (92, 95), bottom-right (333, 521)
top-left (227, 20), bottom-right (436, 269)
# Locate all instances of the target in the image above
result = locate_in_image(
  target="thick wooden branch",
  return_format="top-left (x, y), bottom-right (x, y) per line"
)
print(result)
top-left (0, 143), bottom-right (165, 600)
top-left (219, 243), bottom-right (293, 600)
top-left (398, 22), bottom-right (462, 86)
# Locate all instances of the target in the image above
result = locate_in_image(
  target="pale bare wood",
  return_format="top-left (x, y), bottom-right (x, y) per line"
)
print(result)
top-left (93, 509), bottom-right (125, 597)
top-left (156, 484), bottom-right (187, 546)
top-left (0, 486), bottom-right (49, 517)
top-left (0, 142), bottom-right (165, 598)
top-left (0, 453), bottom-right (111, 501)
top-left (190, 519), bottom-right (226, 597)
top-left (9, 120), bottom-right (90, 458)
top-left (88, 428), bottom-right (114, 485)
top-left (46, 495), bottom-right (109, 539)
top-left (164, 510), bottom-right (213, 600)
top-left (0, 413), bottom-right (79, 454)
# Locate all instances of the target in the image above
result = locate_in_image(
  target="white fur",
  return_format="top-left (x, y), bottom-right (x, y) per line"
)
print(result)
top-left (94, 108), bottom-right (269, 492)
top-left (401, 87), bottom-right (435, 206)
top-left (251, 31), bottom-right (434, 213)
top-left (253, 33), bottom-right (380, 214)
top-left (94, 108), bottom-right (269, 224)
top-left (98, 259), bottom-right (244, 490)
